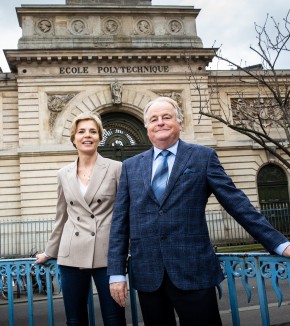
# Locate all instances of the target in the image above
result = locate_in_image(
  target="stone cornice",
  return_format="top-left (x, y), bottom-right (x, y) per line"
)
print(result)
top-left (5, 48), bottom-right (216, 72)
top-left (17, 5), bottom-right (200, 18)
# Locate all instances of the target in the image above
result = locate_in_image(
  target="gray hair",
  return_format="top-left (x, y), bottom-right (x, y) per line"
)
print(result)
top-left (143, 96), bottom-right (184, 127)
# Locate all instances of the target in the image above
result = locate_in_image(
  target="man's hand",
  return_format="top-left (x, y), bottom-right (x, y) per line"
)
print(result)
top-left (282, 245), bottom-right (290, 257)
top-left (35, 253), bottom-right (50, 264)
top-left (110, 281), bottom-right (128, 307)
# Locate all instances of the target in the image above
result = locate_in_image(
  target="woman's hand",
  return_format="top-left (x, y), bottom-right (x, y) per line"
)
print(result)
top-left (110, 281), bottom-right (128, 307)
top-left (35, 252), bottom-right (50, 264)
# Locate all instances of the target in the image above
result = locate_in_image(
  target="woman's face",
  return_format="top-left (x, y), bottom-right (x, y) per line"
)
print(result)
top-left (73, 119), bottom-right (100, 154)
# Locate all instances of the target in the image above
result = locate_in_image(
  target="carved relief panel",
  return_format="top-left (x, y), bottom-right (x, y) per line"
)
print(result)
top-left (47, 94), bottom-right (76, 134)
top-left (68, 18), bottom-right (90, 35)
top-left (102, 17), bottom-right (121, 35)
top-left (35, 17), bottom-right (55, 36)
top-left (134, 17), bottom-right (154, 35)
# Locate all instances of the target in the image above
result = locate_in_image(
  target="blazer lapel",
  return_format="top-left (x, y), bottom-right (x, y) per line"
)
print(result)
top-left (159, 140), bottom-right (192, 205)
top-left (67, 160), bottom-right (91, 211)
top-left (84, 154), bottom-right (108, 206)
top-left (141, 148), bottom-right (157, 202)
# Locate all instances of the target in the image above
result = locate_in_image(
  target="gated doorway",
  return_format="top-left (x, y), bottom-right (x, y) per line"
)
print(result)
top-left (258, 163), bottom-right (290, 235)
top-left (98, 112), bottom-right (151, 161)
top-left (257, 163), bottom-right (289, 208)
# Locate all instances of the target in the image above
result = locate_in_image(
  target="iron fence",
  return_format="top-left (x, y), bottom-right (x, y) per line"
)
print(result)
top-left (0, 219), bottom-right (54, 258)
top-left (206, 203), bottom-right (290, 247)
top-left (0, 204), bottom-right (289, 257)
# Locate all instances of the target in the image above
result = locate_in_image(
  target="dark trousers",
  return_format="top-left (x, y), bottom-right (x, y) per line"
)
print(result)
top-left (138, 271), bottom-right (222, 326)
top-left (59, 265), bottom-right (126, 326)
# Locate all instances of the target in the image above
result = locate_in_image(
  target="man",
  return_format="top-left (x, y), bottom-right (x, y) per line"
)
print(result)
top-left (108, 96), bottom-right (290, 325)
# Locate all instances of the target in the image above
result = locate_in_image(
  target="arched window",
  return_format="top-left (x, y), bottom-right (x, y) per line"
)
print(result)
top-left (99, 112), bottom-right (150, 147)
top-left (98, 112), bottom-right (151, 161)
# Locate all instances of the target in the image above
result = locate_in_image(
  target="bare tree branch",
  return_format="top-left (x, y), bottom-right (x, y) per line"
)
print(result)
top-left (187, 11), bottom-right (290, 169)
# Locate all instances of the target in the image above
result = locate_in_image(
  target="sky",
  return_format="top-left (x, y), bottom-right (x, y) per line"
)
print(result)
top-left (0, 0), bottom-right (289, 72)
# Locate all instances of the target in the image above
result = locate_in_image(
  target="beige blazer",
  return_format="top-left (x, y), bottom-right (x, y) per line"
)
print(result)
top-left (45, 154), bottom-right (122, 269)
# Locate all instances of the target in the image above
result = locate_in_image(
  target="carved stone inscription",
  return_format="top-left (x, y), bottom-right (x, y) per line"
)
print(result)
top-left (59, 65), bottom-right (170, 74)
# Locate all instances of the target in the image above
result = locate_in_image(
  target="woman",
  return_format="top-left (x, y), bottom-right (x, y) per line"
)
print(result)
top-left (35, 112), bottom-right (126, 326)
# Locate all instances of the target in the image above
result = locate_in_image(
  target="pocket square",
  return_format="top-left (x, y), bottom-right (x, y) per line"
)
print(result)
top-left (183, 168), bottom-right (194, 175)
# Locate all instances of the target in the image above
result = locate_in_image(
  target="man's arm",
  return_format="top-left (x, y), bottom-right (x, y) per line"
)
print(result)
top-left (207, 150), bottom-right (290, 253)
top-left (108, 162), bottom-right (131, 306)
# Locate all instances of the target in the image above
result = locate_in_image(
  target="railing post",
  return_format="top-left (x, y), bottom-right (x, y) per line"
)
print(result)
top-left (45, 266), bottom-right (55, 326)
top-left (255, 261), bottom-right (270, 326)
top-left (87, 281), bottom-right (96, 326)
top-left (6, 263), bottom-right (16, 326)
top-left (223, 257), bottom-right (241, 326)
top-left (26, 261), bottom-right (35, 326)
top-left (128, 257), bottom-right (139, 326)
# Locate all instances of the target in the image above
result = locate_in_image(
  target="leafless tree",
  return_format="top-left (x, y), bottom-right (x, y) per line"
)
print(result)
top-left (187, 11), bottom-right (290, 169)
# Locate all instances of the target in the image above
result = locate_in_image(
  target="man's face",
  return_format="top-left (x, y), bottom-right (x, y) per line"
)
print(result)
top-left (146, 101), bottom-right (182, 149)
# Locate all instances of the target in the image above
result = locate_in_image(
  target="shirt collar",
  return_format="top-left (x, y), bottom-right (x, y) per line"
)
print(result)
top-left (153, 140), bottom-right (179, 160)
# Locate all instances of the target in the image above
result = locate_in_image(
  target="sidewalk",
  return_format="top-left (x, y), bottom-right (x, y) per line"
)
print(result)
top-left (1, 293), bottom-right (290, 325)
top-left (220, 301), bottom-right (290, 326)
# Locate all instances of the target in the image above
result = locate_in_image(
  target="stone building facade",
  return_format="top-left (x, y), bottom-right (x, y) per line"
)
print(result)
top-left (0, 0), bottom-right (289, 224)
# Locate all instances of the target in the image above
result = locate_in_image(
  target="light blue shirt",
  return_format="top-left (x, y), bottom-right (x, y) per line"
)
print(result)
top-left (151, 141), bottom-right (178, 182)
top-left (109, 140), bottom-right (290, 283)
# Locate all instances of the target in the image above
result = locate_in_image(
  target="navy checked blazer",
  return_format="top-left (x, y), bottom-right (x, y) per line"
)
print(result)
top-left (108, 140), bottom-right (288, 292)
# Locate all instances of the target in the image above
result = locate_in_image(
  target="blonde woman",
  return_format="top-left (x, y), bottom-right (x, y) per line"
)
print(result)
top-left (36, 112), bottom-right (126, 326)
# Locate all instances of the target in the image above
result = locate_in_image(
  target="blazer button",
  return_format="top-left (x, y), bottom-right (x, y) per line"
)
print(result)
top-left (90, 214), bottom-right (94, 219)
top-left (70, 201), bottom-right (73, 205)
top-left (75, 232), bottom-right (79, 236)
top-left (77, 216), bottom-right (80, 221)
top-left (91, 232), bottom-right (95, 236)
top-left (159, 210), bottom-right (163, 216)
top-left (97, 199), bottom-right (102, 204)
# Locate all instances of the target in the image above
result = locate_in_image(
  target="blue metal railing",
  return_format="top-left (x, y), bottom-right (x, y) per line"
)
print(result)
top-left (1, 254), bottom-right (290, 325)
top-left (219, 253), bottom-right (290, 326)
top-left (0, 258), bottom-right (59, 325)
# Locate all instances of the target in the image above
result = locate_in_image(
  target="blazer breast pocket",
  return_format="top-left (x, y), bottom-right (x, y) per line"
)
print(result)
top-left (178, 170), bottom-right (201, 186)
top-left (183, 168), bottom-right (195, 175)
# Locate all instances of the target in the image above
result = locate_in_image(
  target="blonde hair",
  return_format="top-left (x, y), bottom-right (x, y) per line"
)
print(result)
top-left (143, 96), bottom-right (184, 127)
top-left (70, 112), bottom-right (104, 147)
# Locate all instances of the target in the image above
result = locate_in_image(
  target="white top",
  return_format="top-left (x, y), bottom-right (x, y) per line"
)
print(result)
top-left (78, 177), bottom-right (88, 196)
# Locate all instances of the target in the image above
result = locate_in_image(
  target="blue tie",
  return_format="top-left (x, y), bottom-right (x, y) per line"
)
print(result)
top-left (152, 150), bottom-right (172, 202)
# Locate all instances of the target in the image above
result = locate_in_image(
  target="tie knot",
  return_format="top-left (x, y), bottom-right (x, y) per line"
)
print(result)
top-left (160, 150), bottom-right (171, 158)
